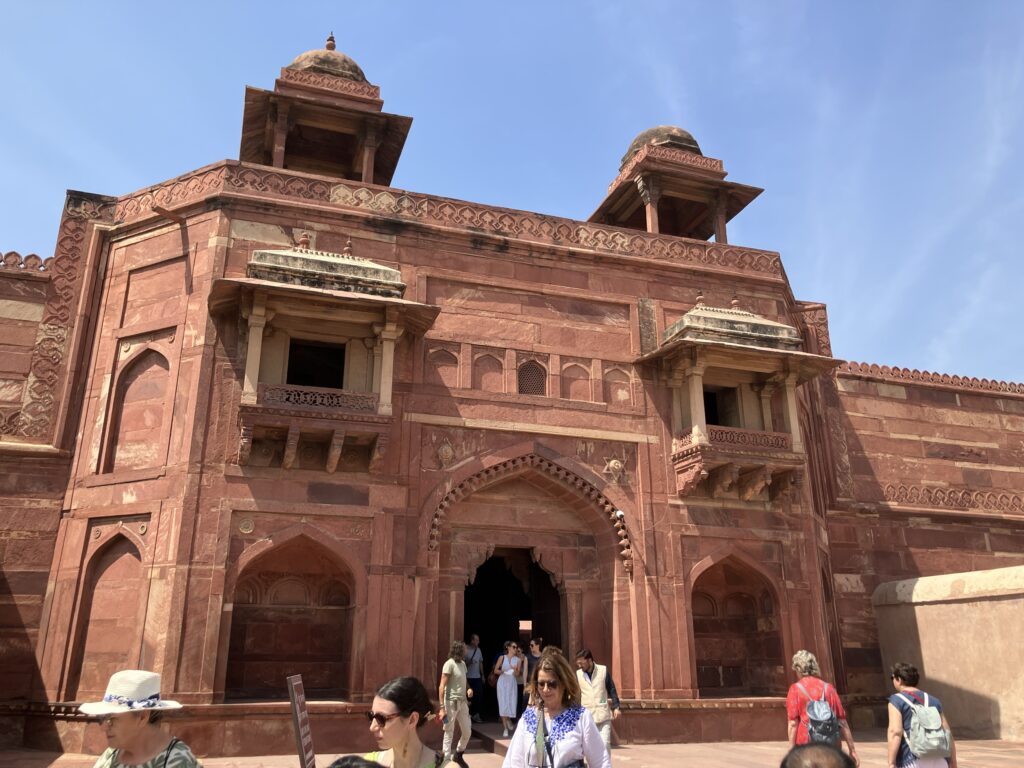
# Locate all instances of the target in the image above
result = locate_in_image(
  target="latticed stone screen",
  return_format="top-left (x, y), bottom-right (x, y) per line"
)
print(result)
top-left (517, 361), bottom-right (547, 396)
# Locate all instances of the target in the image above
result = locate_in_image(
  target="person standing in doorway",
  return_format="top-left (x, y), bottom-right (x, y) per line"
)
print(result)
top-left (521, 637), bottom-right (544, 713)
top-left (438, 641), bottom-right (472, 768)
top-left (465, 634), bottom-right (484, 724)
top-left (574, 649), bottom-right (622, 751)
top-left (494, 640), bottom-right (523, 738)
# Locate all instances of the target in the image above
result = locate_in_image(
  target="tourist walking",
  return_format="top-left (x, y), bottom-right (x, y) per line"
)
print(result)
top-left (574, 649), bottom-right (621, 751)
top-left (501, 650), bottom-right (610, 768)
top-left (521, 637), bottom-right (544, 713)
top-left (79, 669), bottom-right (200, 768)
top-left (465, 633), bottom-right (485, 724)
top-left (364, 677), bottom-right (442, 768)
top-left (438, 640), bottom-right (473, 768)
top-left (494, 640), bottom-right (524, 737)
top-left (887, 662), bottom-right (957, 768)
top-left (785, 650), bottom-right (859, 766)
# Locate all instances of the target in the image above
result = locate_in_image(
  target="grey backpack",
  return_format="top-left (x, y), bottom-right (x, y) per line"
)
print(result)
top-left (898, 691), bottom-right (952, 758)
top-left (796, 682), bottom-right (840, 745)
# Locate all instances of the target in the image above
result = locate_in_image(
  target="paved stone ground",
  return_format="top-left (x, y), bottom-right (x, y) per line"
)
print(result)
top-left (4, 737), bottom-right (1024, 768)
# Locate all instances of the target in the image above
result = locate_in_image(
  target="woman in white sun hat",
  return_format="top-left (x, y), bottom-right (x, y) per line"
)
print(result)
top-left (79, 669), bottom-right (200, 768)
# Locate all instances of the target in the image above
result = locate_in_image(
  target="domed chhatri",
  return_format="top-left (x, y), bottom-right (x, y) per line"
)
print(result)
top-left (287, 33), bottom-right (367, 83)
top-left (621, 125), bottom-right (702, 168)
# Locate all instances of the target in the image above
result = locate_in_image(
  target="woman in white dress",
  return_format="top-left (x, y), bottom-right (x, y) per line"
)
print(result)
top-left (494, 640), bottom-right (524, 737)
top-left (502, 650), bottom-right (610, 768)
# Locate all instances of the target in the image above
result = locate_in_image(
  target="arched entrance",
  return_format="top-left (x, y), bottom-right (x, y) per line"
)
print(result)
top-left (465, 548), bottom-right (562, 718)
top-left (691, 556), bottom-right (786, 697)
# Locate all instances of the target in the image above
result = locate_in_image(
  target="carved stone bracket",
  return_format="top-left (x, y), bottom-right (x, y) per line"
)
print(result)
top-left (369, 434), bottom-right (389, 473)
top-left (771, 469), bottom-right (804, 501)
top-left (326, 429), bottom-right (346, 473)
top-left (676, 459), bottom-right (708, 496)
top-left (282, 425), bottom-right (300, 469)
top-left (709, 464), bottom-right (739, 497)
top-left (530, 547), bottom-right (565, 588)
top-left (457, 543), bottom-right (496, 586)
top-left (738, 466), bottom-right (773, 501)
top-left (237, 424), bottom-right (254, 466)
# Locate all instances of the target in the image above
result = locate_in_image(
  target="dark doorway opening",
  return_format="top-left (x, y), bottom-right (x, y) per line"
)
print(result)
top-left (464, 548), bottom-right (561, 720)
top-left (287, 339), bottom-right (346, 389)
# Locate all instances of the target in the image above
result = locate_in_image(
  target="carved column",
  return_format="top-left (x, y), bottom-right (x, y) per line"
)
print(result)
top-left (271, 102), bottom-right (291, 169)
top-left (374, 319), bottom-right (403, 416)
top-left (782, 373), bottom-right (804, 452)
top-left (563, 584), bottom-right (584, 658)
top-left (360, 122), bottom-right (382, 184)
top-left (242, 292), bottom-right (268, 403)
top-left (686, 363), bottom-right (709, 445)
top-left (757, 382), bottom-right (776, 432)
top-left (713, 190), bottom-right (729, 244)
top-left (635, 174), bottom-right (661, 234)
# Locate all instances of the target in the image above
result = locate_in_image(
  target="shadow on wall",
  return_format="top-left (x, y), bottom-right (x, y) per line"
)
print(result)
top-left (873, 567), bottom-right (1024, 740)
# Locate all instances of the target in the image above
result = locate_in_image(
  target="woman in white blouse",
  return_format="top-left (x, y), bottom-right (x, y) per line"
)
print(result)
top-left (502, 650), bottom-right (610, 768)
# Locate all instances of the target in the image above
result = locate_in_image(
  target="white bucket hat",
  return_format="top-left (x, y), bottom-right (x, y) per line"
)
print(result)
top-left (79, 670), bottom-right (183, 716)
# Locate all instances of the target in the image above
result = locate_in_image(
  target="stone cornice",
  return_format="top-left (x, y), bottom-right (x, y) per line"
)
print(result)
top-left (107, 161), bottom-right (784, 280)
top-left (609, 143), bottom-right (726, 192)
top-left (840, 361), bottom-right (1024, 397)
top-left (1, 250), bottom-right (52, 274)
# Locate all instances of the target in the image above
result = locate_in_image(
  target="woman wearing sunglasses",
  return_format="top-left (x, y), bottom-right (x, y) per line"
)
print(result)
top-left (502, 651), bottom-right (610, 768)
top-left (364, 677), bottom-right (442, 768)
top-left (494, 640), bottom-right (525, 738)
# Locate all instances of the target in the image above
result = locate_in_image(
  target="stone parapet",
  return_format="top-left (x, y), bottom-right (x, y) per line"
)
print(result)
top-left (840, 361), bottom-right (1024, 397)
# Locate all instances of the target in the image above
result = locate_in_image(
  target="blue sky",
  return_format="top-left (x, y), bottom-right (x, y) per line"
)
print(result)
top-left (2, 2), bottom-right (1022, 381)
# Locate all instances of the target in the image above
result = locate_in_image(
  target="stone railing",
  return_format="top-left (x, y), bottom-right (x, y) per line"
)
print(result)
top-left (708, 425), bottom-right (793, 451)
top-left (258, 383), bottom-right (378, 413)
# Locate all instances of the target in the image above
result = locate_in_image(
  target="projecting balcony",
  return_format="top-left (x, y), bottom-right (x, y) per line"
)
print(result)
top-left (235, 383), bottom-right (392, 473)
top-left (671, 425), bottom-right (803, 501)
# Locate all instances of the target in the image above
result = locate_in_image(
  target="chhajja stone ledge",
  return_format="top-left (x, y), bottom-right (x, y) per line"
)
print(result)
top-left (872, 564), bottom-right (1024, 607)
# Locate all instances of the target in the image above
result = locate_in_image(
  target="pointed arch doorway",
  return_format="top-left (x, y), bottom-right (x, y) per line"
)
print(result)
top-left (464, 548), bottom-right (562, 719)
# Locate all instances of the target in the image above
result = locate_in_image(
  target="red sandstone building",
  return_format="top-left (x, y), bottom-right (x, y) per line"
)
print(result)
top-left (2, 39), bottom-right (1022, 755)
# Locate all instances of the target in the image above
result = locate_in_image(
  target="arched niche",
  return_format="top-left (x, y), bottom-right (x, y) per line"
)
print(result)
top-left (561, 364), bottom-right (590, 401)
top-left (225, 534), bottom-right (357, 700)
top-left (690, 555), bottom-right (785, 697)
top-left (103, 347), bottom-right (171, 473)
top-left (602, 367), bottom-right (632, 406)
top-left (426, 348), bottom-right (459, 388)
top-left (517, 360), bottom-right (547, 396)
top-left (68, 535), bottom-right (146, 699)
top-left (472, 353), bottom-right (504, 393)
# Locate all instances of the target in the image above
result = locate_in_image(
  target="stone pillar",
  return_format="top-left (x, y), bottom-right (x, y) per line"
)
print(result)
top-left (713, 190), bottom-right (729, 244)
top-left (271, 102), bottom-right (290, 169)
top-left (242, 292), bottom-right (268, 403)
top-left (564, 584), bottom-right (584, 658)
top-left (782, 374), bottom-right (804, 452)
top-left (686, 364), bottom-right (709, 444)
top-left (374, 321), bottom-right (403, 416)
top-left (635, 174), bottom-right (661, 234)
top-left (360, 123), bottom-right (381, 184)
top-left (758, 384), bottom-right (776, 432)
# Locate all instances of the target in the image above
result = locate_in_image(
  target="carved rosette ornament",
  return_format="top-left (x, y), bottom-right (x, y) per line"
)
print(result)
top-left (602, 456), bottom-right (626, 485)
top-left (437, 439), bottom-right (456, 469)
top-left (427, 453), bottom-right (633, 574)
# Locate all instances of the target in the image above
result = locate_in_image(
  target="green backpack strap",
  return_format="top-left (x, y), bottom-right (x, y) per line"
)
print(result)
top-left (535, 707), bottom-right (547, 767)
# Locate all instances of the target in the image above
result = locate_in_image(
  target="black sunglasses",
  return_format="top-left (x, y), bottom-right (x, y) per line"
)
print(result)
top-left (366, 711), bottom-right (403, 727)
top-left (536, 680), bottom-right (560, 690)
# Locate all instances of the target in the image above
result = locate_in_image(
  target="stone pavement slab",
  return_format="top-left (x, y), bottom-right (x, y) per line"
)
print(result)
top-left (4, 738), bottom-right (1024, 768)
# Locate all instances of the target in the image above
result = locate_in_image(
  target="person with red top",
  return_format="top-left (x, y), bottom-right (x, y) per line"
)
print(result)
top-left (785, 650), bottom-right (859, 767)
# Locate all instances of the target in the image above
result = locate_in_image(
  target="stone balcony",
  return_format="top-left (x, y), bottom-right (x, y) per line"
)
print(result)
top-left (671, 425), bottom-right (803, 501)
top-left (235, 383), bottom-right (392, 472)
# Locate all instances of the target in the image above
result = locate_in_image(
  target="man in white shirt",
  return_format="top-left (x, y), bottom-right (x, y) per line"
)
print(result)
top-left (575, 648), bottom-right (621, 750)
top-left (439, 640), bottom-right (473, 768)
top-left (465, 633), bottom-right (484, 724)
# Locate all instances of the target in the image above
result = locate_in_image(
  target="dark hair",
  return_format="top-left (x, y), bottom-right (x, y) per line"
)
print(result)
top-left (449, 640), bottom-right (466, 660)
top-left (146, 712), bottom-right (163, 725)
top-left (375, 677), bottom-right (433, 728)
top-left (780, 743), bottom-right (855, 768)
top-left (530, 637), bottom-right (544, 649)
top-left (329, 757), bottom-right (385, 768)
top-left (504, 640), bottom-right (517, 651)
top-left (891, 662), bottom-right (920, 687)
top-left (575, 648), bottom-right (594, 661)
